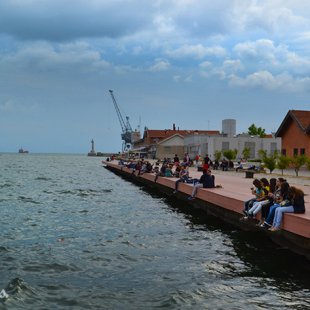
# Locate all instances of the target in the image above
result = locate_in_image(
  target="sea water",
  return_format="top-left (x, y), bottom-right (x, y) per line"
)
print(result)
top-left (0, 153), bottom-right (309, 309)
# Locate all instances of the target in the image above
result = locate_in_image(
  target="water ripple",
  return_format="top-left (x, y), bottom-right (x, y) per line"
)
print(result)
top-left (0, 153), bottom-right (309, 309)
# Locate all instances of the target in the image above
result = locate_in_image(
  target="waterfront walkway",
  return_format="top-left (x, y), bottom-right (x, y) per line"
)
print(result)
top-left (104, 161), bottom-right (310, 257)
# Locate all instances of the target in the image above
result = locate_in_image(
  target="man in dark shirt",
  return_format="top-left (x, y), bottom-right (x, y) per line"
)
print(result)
top-left (188, 169), bottom-right (215, 200)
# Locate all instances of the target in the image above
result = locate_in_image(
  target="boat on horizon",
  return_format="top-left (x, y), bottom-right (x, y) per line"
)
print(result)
top-left (18, 148), bottom-right (29, 154)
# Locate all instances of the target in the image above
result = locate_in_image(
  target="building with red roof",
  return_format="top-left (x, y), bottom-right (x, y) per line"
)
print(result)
top-left (275, 110), bottom-right (310, 157)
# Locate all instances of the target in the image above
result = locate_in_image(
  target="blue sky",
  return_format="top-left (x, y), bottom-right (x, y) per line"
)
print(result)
top-left (1, 0), bottom-right (310, 153)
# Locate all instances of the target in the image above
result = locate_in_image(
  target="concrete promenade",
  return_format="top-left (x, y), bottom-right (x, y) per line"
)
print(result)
top-left (104, 160), bottom-right (310, 258)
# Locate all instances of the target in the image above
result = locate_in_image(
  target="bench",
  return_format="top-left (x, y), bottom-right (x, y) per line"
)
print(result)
top-left (244, 170), bottom-right (255, 178)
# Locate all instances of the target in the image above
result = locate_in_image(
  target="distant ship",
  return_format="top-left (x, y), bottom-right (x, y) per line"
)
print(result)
top-left (18, 148), bottom-right (29, 154)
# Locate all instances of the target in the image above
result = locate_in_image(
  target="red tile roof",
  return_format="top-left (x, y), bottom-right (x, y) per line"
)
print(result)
top-left (276, 110), bottom-right (310, 136)
top-left (144, 129), bottom-right (220, 139)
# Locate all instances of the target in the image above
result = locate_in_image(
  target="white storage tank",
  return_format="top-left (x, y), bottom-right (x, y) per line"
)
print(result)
top-left (222, 119), bottom-right (236, 137)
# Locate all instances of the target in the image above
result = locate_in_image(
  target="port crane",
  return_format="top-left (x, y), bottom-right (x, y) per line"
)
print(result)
top-left (109, 90), bottom-right (134, 151)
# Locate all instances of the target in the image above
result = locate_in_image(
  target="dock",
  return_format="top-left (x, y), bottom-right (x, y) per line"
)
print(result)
top-left (104, 161), bottom-right (310, 259)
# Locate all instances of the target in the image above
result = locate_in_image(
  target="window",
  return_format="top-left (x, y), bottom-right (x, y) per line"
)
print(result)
top-left (270, 142), bottom-right (277, 155)
top-left (282, 149), bottom-right (286, 156)
top-left (300, 148), bottom-right (305, 155)
top-left (293, 148), bottom-right (298, 156)
top-left (222, 142), bottom-right (229, 151)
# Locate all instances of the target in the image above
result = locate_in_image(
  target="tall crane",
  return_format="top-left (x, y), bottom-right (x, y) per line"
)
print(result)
top-left (109, 90), bottom-right (133, 151)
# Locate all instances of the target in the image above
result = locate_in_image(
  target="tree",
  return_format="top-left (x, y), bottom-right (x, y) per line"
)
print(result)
top-left (214, 150), bottom-right (222, 161)
top-left (248, 124), bottom-right (266, 137)
top-left (223, 149), bottom-right (237, 161)
top-left (262, 153), bottom-right (277, 174)
top-left (242, 147), bottom-right (251, 161)
top-left (290, 155), bottom-right (307, 177)
top-left (277, 155), bottom-right (291, 175)
top-left (307, 157), bottom-right (310, 171)
top-left (258, 149), bottom-right (267, 161)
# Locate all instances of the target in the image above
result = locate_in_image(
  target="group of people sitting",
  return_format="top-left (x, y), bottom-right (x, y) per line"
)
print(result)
top-left (119, 156), bottom-right (219, 200)
top-left (243, 177), bottom-right (305, 231)
top-left (118, 157), bottom-right (306, 232)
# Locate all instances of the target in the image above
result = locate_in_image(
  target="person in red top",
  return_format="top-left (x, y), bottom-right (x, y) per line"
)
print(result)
top-left (195, 154), bottom-right (200, 167)
top-left (203, 154), bottom-right (210, 171)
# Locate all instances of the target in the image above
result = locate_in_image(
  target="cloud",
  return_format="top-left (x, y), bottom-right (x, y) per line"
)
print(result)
top-left (149, 59), bottom-right (170, 72)
top-left (233, 39), bottom-right (278, 63)
top-left (236, 1), bottom-right (308, 34)
top-left (233, 39), bottom-right (310, 74)
top-left (229, 70), bottom-right (310, 92)
top-left (0, 0), bottom-right (153, 41)
top-left (166, 44), bottom-right (226, 59)
top-left (0, 41), bottom-right (110, 75)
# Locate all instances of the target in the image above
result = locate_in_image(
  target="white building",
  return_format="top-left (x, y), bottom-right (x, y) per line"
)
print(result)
top-left (184, 120), bottom-right (281, 160)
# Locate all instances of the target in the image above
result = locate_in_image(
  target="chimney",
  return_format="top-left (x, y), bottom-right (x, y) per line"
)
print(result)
top-left (173, 123), bottom-right (176, 131)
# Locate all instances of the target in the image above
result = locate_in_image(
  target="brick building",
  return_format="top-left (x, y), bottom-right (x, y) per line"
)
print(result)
top-left (275, 110), bottom-right (310, 157)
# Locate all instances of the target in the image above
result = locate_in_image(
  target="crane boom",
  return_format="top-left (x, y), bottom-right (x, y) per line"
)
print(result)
top-left (109, 90), bottom-right (127, 134)
top-left (108, 89), bottom-right (134, 151)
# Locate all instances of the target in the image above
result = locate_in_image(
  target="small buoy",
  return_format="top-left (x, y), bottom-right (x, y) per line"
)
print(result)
top-left (57, 238), bottom-right (65, 242)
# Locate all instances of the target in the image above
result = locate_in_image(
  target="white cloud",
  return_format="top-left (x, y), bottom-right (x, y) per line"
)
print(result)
top-left (0, 41), bottom-right (110, 74)
top-left (166, 44), bottom-right (226, 59)
top-left (233, 39), bottom-right (278, 63)
top-left (229, 70), bottom-right (310, 92)
top-left (199, 61), bottom-right (212, 69)
top-left (222, 59), bottom-right (243, 73)
top-left (233, 38), bottom-right (310, 75)
top-left (149, 59), bottom-right (170, 72)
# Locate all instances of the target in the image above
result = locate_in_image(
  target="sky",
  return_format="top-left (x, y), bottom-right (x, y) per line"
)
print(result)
top-left (0, 0), bottom-right (310, 154)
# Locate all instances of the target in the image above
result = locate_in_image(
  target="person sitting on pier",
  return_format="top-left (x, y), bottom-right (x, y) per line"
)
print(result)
top-left (165, 164), bottom-right (174, 177)
top-left (261, 181), bottom-right (291, 228)
top-left (269, 186), bottom-right (305, 232)
top-left (131, 160), bottom-right (142, 176)
top-left (140, 161), bottom-right (153, 175)
top-left (187, 169), bottom-right (215, 200)
top-left (245, 178), bottom-right (270, 220)
top-left (173, 163), bottom-right (182, 178)
top-left (259, 178), bottom-right (285, 227)
top-left (242, 178), bottom-right (264, 218)
top-left (173, 154), bottom-right (180, 165)
top-left (154, 163), bottom-right (167, 182)
top-left (173, 166), bottom-right (189, 193)
top-left (247, 178), bottom-right (276, 225)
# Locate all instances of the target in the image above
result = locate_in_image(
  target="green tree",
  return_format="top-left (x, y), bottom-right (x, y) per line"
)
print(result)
top-left (290, 155), bottom-right (307, 177)
top-left (277, 155), bottom-right (291, 175)
top-left (258, 149), bottom-right (267, 160)
top-left (242, 147), bottom-right (251, 161)
top-left (307, 157), bottom-right (310, 171)
top-left (248, 124), bottom-right (266, 137)
top-left (262, 153), bottom-right (277, 174)
top-left (214, 150), bottom-right (222, 161)
top-left (223, 149), bottom-right (237, 161)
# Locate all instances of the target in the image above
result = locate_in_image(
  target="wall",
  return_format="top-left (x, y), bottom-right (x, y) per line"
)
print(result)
top-left (184, 134), bottom-right (281, 160)
top-left (281, 119), bottom-right (310, 157)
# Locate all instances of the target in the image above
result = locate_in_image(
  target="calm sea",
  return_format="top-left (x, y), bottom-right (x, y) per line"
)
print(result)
top-left (0, 153), bottom-right (309, 309)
